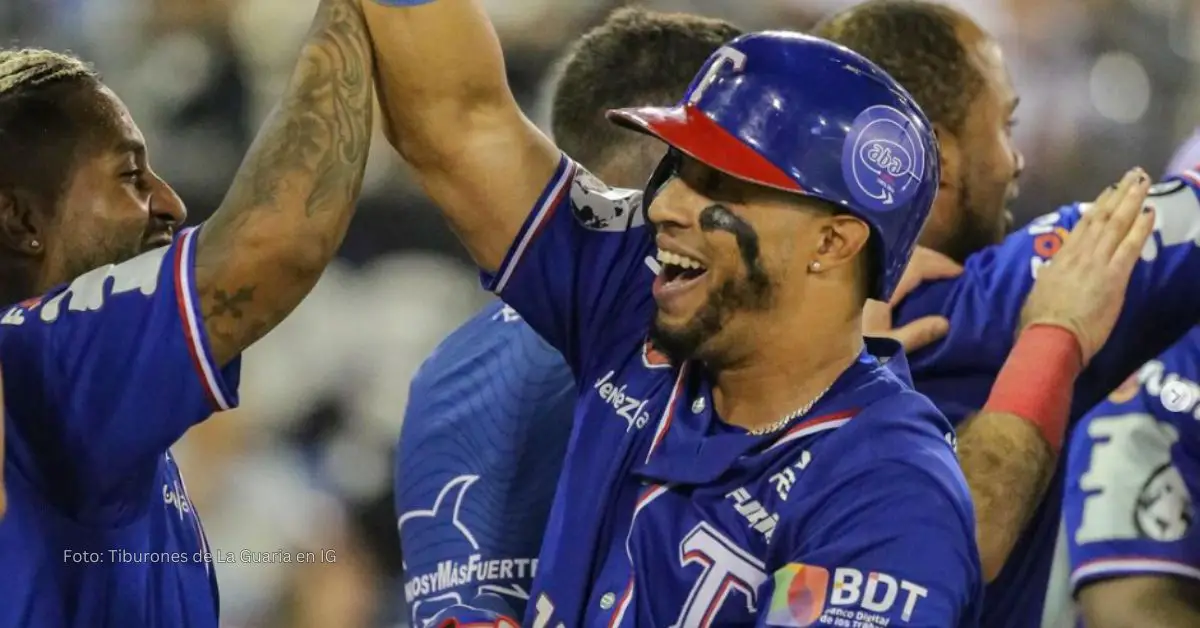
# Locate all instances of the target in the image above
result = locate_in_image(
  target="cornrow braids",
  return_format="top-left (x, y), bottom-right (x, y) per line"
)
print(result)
top-left (0, 48), bottom-right (103, 207)
top-left (0, 48), bottom-right (96, 95)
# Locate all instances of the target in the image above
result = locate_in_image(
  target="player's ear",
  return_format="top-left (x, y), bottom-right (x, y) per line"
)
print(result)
top-left (0, 188), bottom-right (47, 257)
top-left (933, 124), bottom-right (961, 191)
top-left (811, 214), bottom-right (870, 274)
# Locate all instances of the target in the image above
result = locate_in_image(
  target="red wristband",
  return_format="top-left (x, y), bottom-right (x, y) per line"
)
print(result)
top-left (982, 324), bottom-right (1083, 453)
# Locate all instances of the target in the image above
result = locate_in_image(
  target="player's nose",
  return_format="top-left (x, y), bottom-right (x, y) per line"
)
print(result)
top-left (645, 178), bottom-right (699, 233)
top-left (149, 173), bottom-right (187, 226)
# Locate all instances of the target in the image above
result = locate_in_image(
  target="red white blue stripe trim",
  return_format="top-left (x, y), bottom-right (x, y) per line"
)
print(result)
top-left (173, 227), bottom-right (232, 411)
top-left (492, 158), bottom-right (576, 294)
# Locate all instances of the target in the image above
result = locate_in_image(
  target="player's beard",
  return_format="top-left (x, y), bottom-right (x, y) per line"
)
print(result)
top-left (650, 243), bottom-right (775, 366)
top-left (942, 175), bottom-right (1011, 263)
top-left (59, 234), bottom-right (145, 284)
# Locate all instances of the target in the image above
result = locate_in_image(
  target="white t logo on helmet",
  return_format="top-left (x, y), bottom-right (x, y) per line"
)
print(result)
top-left (687, 46), bottom-right (748, 106)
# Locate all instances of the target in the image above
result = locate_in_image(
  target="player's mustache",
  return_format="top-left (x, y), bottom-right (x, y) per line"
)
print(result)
top-left (699, 204), bottom-right (760, 271)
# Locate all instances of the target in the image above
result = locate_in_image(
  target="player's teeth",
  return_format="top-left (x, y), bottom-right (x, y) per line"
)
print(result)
top-left (655, 250), bottom-right (705, 269)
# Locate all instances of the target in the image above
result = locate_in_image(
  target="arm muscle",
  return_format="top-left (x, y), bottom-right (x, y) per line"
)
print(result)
top-left (362, 0), bottom-right (560, 272)
top-left (195, 0), bottom-right (374, 366)
top-left (956, 411), bottom-right (1056, 581)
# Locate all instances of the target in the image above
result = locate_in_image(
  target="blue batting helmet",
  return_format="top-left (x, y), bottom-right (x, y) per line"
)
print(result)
top-left (607, 31), bottom-right (940, 302)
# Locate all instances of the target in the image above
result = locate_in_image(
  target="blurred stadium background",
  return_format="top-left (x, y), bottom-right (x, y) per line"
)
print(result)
top-left (5, 0), bottom-right (1197, 626)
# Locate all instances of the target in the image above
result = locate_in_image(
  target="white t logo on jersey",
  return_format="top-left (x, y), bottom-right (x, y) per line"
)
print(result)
top-left (671, 522), bottom-right (767, 627)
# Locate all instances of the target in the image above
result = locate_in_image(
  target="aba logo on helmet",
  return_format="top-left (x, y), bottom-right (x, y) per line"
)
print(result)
top-left (841, 105), bottom-right (927, 212)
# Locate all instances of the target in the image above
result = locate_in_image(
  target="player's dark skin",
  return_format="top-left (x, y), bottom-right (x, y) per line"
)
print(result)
top-left (0, 0), bottom-right (374, 368)
top-left (651, 201), bottom-right (776, 365)
top-left (698, 203), bottom-right (768, 290)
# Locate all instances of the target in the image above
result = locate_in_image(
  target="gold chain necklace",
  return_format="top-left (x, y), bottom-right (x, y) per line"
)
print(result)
top-left (745, 383), bottom-right (834, 436)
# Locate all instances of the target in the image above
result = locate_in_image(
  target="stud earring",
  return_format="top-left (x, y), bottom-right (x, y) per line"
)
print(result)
top-left (30, 239), bottom-right (39, 248)
top-left (809, 261), bottom-right (821, 272)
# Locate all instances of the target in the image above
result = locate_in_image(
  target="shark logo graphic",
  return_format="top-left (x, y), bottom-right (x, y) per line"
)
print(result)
top-left (398, 474), bottom-right (538, 625)
top-left (398, 474), bottom-right (482, 555)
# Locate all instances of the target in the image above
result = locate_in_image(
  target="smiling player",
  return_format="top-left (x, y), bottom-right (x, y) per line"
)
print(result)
top-left (393, 10), bottom-right (741, 624)
top-left (0, 0), bottom-right (375, 625)
top-left (362, 0), bottom-right (1159, 625)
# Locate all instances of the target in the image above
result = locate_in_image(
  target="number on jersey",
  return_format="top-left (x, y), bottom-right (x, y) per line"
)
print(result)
top-left (1076, 412), bottom-right (1192, 543)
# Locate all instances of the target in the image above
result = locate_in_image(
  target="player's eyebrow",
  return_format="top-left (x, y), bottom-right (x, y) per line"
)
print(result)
top-left (114, 138), bottom-right (146, 159)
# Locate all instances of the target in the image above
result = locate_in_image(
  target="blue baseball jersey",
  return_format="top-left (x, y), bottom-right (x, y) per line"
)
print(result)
top-left (0, 226), bottom-right (240, 628)
top-left (480, 155), bottom-right (980, 627)
top-left (1062, 159), bottom-right (1200, 605)
top-left (395, 299), bottom-right (575, 625)
top-left (893, 173), bottom-right (1200, 627)
top-left (1064, 328), bottom-right (1200, 598)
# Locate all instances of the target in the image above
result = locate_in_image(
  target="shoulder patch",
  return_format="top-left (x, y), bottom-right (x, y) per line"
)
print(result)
top-left (569, 167), bottom-right (644, 232)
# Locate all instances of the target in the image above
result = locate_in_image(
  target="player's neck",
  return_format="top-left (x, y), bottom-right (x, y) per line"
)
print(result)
top-left (709, 310), bottom-right (863, 433)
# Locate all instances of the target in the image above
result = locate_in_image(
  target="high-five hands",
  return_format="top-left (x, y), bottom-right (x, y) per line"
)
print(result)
top-left (1019, 168), bottom-right (1156, 365)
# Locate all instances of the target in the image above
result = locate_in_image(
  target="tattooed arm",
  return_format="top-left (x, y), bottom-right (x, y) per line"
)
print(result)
top-left (196, 0), bottom-right (374, 366)
top-left (361, 0), bottom-right (559, 273)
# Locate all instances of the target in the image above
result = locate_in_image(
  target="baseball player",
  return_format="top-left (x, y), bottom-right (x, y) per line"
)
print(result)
top-left (394, 11), bottom-right (736, 624)
top-left (0, 0), bottom-right (375, 625)
top-left (363, 0), bottom-right (1155, 625)
top-left (1063, 327), bottom-right (1200, 627)
top-left (392, 9), bottom-right (956, 625)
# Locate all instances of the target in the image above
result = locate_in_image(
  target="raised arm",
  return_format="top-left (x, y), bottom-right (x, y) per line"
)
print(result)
top-left (959, 170), bottom-right (1154, 580)
top-left (194, 0), bottom-right (374, 367)
top-left (361, 0), bottom-right (561, 272)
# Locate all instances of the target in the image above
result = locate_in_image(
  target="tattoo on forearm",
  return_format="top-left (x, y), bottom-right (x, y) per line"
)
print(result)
top-left (957, 412), bottom-right (1055, 579)
top-left (195, 0), bottom-right (374, 365)
top-left (208, 287), bottom-right (255, 319)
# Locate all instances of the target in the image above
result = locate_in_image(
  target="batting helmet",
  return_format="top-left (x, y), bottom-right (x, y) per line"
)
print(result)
top-left (607, 31), bottom-right (939, 302)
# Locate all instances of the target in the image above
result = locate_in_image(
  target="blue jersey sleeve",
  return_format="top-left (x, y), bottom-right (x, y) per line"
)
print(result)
top-left (759, 458), bottom-right (981, 627)
top-left (0, 227), bottom-right (239, 500)
top-left (396, 301), bottom-right (576, 624)
top-left (480, 155), bottom-right (655, 375)
top-left (899, 176), bottom-right (1200, 423)
top-left (1064, 329), bottom-right (1200, 594)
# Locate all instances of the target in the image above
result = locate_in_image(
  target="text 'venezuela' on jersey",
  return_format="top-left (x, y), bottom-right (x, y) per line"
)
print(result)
top-left (468, 154), bottom-right (983, 627)
top-left (395, 299), bottom-right (576, 624)
top-left (0, 226), bottom-right (241, 628)
top-left (1064, 327), bottom-right (1200, 601)
top-left (894, 172), bottom-right (1200, 628)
